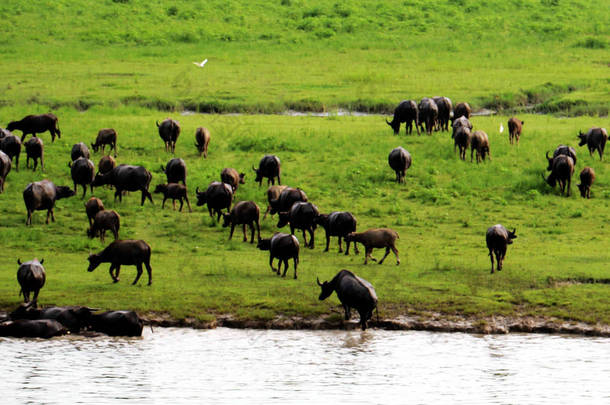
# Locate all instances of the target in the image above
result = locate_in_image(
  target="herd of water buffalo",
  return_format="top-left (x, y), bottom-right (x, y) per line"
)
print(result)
top-left (0, 102), bottom-right (607, 335)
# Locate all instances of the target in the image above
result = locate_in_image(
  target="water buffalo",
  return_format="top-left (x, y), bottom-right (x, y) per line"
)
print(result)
top-left (577, 167), bottom-right (595, 199)
top-left (388, 146), bottom-right (412, 183)
top-left (85, 197), bottom-right (105, 226)
top-left (314, 211), bottom-right (359, 255)
top-left (470, 130), bottom-right (491, 163)
top-left (257, 233), bottom-right (300, 279)
top-left (0, 133), bottom-right (21, 170)
top-left (453, 102), bottom-right (472, 120)
top-left (71, 142), bottom-right (90, 161)
top-left (451, 116), bottom-right (472, 139)
top-left (0, 150), bottom-right (11, 192)
top-left (253, 155), bottom-right (281, 186)
top-left (98, 155), bottom-right (116, 175)
top-left (546, 146), bottom-right (577, 170)
top-left (92, 164), bottom-right (153, 206)
top-left (578, 127), bottom-right (608, 161)
top-left (221, 167), bottom-right (245, 192)
top-left (154, 183), bottom-right (192, 212)
top-left (161, 158), bottom-right (187, 185)
top-left (264, 185), bottom-right (288, 219)
top-left (345, 228), bottom-right (400, 265)
top-left (277, 201), bottom-right (320, 249)
top-left (195, 127), bottom-right (210, 158)
top-left (317, 269), bottom-right (377, 331)
top-left (0, 319), bottom-right (66, 338)
top-left (454, 126), bottom-right (472, 160)
top-left (486, 224), bottom-right (517, 274)
top-left (196, 181), bottom-right (233, 221)
top-left (157, 118), bottom-right (180, 153)
top-left (542, 155), bottom-right (574, 196)
top-left (23, 180), bottom-right (75, 225)
top-left (24, 136), bottom-right (44, 171)
top-left (17, 258), bottom-right (46, 306)
top-left (508, 117), bottom-right (524, 145)
top-left (222, 200), bottom-right (261, 243)
top-left (386, 100), bottom-right (419, 135)
top-left (6, 113), bottom-right (61, 142)
top-left (69, 157), bottom-right (95, 198)
top-left (10, 304), bottom-right (95, 333)
top-left (87, 210), bottom-right (120, 242)
top-left (87, 239), bottom-right (153, 285)
top-left (418, 97), bottom-right (438, 135)
top-left (268, 187), bottom-right (308, 216)
top-left (91, 128), bottom-right (117, 157)
top-left (433, 96), bottom-right (453, 132)
top-left (89, 310), bottom-right (143, 337)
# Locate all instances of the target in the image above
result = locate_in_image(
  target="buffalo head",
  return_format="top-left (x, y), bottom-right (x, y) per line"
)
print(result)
top-left (87, 254), bottom-right (102, 272)
top-left (317, 277), bottom-right (334, 300)
top-left (507, 228), bottom-right (517, 244)
top-left (56, 186), bottom-right (76, 200)
top-left (256, 238), bottom-right (271, 251)
top-left (386, 119), bottom-right (399, 135)
top-left (195, 187), bottom-right (207, 206)
top-left (276, 212), bottom-right (290, 228)
top-left (577, 131), bottom-right (587, 146)
top-left (545, 151), bottom-right (554, 171)
top-left (221, 213), bottom-right (231, 228)
top-left (252, 166), bottom-right (262, 183)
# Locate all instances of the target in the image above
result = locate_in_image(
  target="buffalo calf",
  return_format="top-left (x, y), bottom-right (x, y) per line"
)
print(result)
top-left (88, 210), bottom-right (120, 242)
top-left (24, 137), bottom-right (44, 171)
top-left (222, 201), bottom-right (260, 243)
top-left (154, 183), bottom-right (192, 212)
top-left (195, 127), bottom-right (211, 158)
top-left (577, 167), bottom-right (595, 199)
top-left (221, 167), bottom-right (245, 192)
top-left (508, 118), bottom-right (524, 145)
top-left (470, 130), bottom-right (491, 163)
top-left (314, 211), bottom-right (359, 255)
top-left (92, 128), bottom-right (117, 157)
top-left (388, 146), bottom-right (412, 183)
top-left (346, 228), bottom-right (399, 265)
top-left (486, 225), bottom-right (517, 273)
top-left (85, 197), bottom-right (104, 226)
top-left (17, 258), bottom-right (46, 306)
top-left (257, 233), bottom-right (300, 279)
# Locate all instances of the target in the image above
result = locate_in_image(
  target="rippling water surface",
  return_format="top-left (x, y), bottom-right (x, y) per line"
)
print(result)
top-left (2, 328), bottom-right (609, 404)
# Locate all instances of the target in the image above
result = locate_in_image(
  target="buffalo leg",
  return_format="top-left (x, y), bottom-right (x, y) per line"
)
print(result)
top-left (281, 259), bottom-right (289, 277)
top-left (208, 207), bottom-right (213, 218)
top-left (161, 196), bottom-right (167, 209)
top-left (141, 189), bottom-right (153, 206)
top-left (112, 227), bottom-right (119, 240)
top-left (109, 264), bottom-right (119, 282)
top-left (378, 247), bottom-right (391, 264)
top-left (343, 305), bottom-right (351, 320)
top-left (276, 259), bottom-right (282, 276)
top-left (359, 310), bottom-right (367, 331)
top-left (178, 198), bottom-right (183, 212)
top-left (242, 224), bottom-right (247, 242)
top-left (26, 209), bottom-right (32, 225)
top-left (26, 156), bottom-right (30, 169)
top-left (49, 207), bottom-right (55, 223)
top-left (325, 232), bottom-right (331, 252)
top-left (145, 260), bottom-right (152, 285)
top-left (255, 220), bottom-right (261, 242)
top-left (184, 195), bottom-right (192, 212)
top-left (23, 290), bottom-right (30, 303)
top-left (263, 206), bottom-right (271, 219)
top-left (269, 256), bottom-right (276, 273)
top-left (172, 199), bottom-right (177, 211)
top-left (132, 263), bottom-right (143, 285)
top-left (100, 230), bottom-right (105, 243)
top-left (249, 222), bottom-right (255, 243)
top-left (82, 184), bottom-right (87, 199)
top-left (489, 249), bottom-right (495, 274)
top-left (228, 224), bottom-right (235, 240)
top-left (31, 290), bottom-right (40, 307)
top-left (308, 228), bottom-right (315, 249)
top-left (293, 257), bottom-right (298, 279)
top-left (366, 247), bottom-right (377, 264)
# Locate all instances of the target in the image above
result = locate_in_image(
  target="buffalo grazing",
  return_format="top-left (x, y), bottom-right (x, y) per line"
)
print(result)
top-left (386, 100), bottom-right (419, 135)
top-left (24, 136), bottom-right (44, 171)
top-left (85, 197), bottom-right (105, 226)
top-left (0, 150), bottom-right (11, 192)
top-left (277, 201), bottom-right (320, 249)
top-left (91, 128), bottom-right (118, 157)
top-left (542, 155), bottom-right (574, 196)
top-left (345, 228), bottom-right (400, 265)
top-left (87, 210), bottom-right (121, 242)
top-left (87, 239), bottom-right (153, 285)
top-left (69, 157), bottom-right (96, 198)
top-left (0, 133), bottom-right (21, 170)
top-left (221, 167), bottom-right (245, 192)
top-left (471, 130), bottom-right (491, 163)
top-left (161, 157), bottom-right (187, 185)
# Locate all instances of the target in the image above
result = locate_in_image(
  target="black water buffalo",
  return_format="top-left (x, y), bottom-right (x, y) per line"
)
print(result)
top-left (161, 158), bottom-right (187, 185)
top-left (0, 133), bottom-right (21, 170)
top-left (87, 210), bottom-right (120, 242)
top-left (451, 115), bottom-right (472, 139)
top-left (346, 228), bottom-right (400, 265)
top-left (87, 239), bottom-right (153, 285)
top-left (454, 126), bottom-right (472, 160)
top-left (418, 97), bottom-right (438, 135)
top-left (317, 269), bottom-right (377, 331)
top-left (17, 258), bottom-right (46, 306)
top-left (157, 118), bottom-right (180, 153)
top-left (0, 319), bottom-right (66, 338)
top-left (542, 155), bottom-right (574, 196)
top-left (222, 200), bottom-right (261, 243)
top-left (98, 155), bottom-right (116, 175)
top-left (578, 127), bottom-right (608, 161)
top-left (388, 146), bottom-right (412, 183)
top-left (24, 136), bottom-right (44, 171)
top-left (154, 183), bottom-right (192, 212)
top-left (577, 167), bottom-right (595, 199)
top-left (92, 164), bottom-right (153, 205)
top-left (91, 128), bottom-right (117, 156)
top-left (71, 142), bottom-right (90, 161)
top-left (23, 180), bottom-right (75, 225)
top-left (277, 201), bottom-right (319, 249)
top-left (221, 167), bottom-right (245, 192)
top-left (257, 233), bottom-right (300, 279)
top-left (486, 224), bottom-right (517, 274)
top-left (508, 117), bottom-right (524, 145)
top-left (10, 304), bottom-right (94, 333)
top-left (314, 211), bottom-right (359, 255)
top-left (268, 187), bottom-right (308, 216)
top-left (69, 157), bottom-right (95, 198)
top-left (196, 181), bottom-right (233, 221)
top-left (85, 197), bottom-right (104, 226)
top-left (433, 96), bottom-right (453, 132)
top-left (386, 100), bottom-right (419, 135)
top-left (546, 145), bottom-right (577, 170)
top-left (471, 130), bottom-right (491, 163)
top-left (89, 310), bottom-right (143, 337)
top-left (264, 185), bottom-right (288, 219)
top-left (195, 127), bottom-right (210, 158)
top-left (6, 113), bottom-right (61, 142)
top-left (0, 150), bottom-right (11, 192)
top-left (453, 102), bottom-right (471, 120)
top-left (253, 155), bottom-right (281, 186)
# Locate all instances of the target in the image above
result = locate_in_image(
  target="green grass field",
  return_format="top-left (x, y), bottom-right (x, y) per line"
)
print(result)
top-left (0, 0), bottom-right (609, 325)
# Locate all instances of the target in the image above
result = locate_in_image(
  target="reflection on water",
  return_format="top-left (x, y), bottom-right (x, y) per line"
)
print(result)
top-left (1, 328), bottom-right (609, 404)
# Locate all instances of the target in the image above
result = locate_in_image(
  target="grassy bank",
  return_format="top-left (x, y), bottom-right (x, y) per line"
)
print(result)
top-left (0, 107), bottom-right (609, 325)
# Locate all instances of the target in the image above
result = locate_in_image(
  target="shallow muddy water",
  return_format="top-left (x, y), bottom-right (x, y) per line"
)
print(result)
top-left (2, 328), bottom-right (608, 404)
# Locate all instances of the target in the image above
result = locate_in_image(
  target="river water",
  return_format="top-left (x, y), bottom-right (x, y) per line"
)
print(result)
top-left (2, 328), bottom-right (608, 404)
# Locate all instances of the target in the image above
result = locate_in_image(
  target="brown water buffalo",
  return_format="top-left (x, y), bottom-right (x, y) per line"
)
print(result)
top-left (418, 97), bottom-right (438, 135)
top-left (451, 116), bottom-right (472, 139)
top-left (71, 142), bottom-right (90, 161)
top-left (346, 228), bottom-right (400, 265)
top-left (23, 180), bottom-right (75, 225)
top-left (253, 155), bottom-right (281, 186)
top-left (24, 137), bottom-right (44, 171)
top-left (69, 157), bottom-right (96, 198)
top-left (222, 200), bottom-right (261, 243)
top-left (92, 164), bottom-right (153, 205)
top-left (577, 167), bottom-right (595, 199)
top-left (87, 210), bottom-right (120, 242)
top-left (542, 155), bottom-right (574, 196)
top-left (268, 187), bottom-right (308, 216)
top-left (264, 185), bottom-right (288, 219)
top-left (17, 258), bottom-right (46, 306)
top-left (98, 155), bottom-right (116, 175)
top-left (578, 127), bottom-right (608, 161)
top-left (87, 239), bottom-right (153, 285)
top-left (508, 117), bottom-right (524, 145)
top-left (157, 118), bottom-right (180, 153)
top-left (486, 224), bottom-right (517, 274)
top-left (433, 96), bottom-right (453, 132)
top-left (471, 130), bottom-right (491, 163)
top-left (257, 233), bottom-right (300, 279)
top-left (91, 128), bottom-right (117, 157)
top-left (196, 181), bottom-right (233, 221)
top-left (277, 201), bottom-right (320, 248)
top-left (6, 113), bottom-right (61, 142)
top-left (221, 167), bottom-right (245, 192)
top-left (85, 197), bottom-right (104, 226)
top-left (314, 211), bottom-right (359, 255)
top-left (161, 158), bottom-right (187, 185)
top-left (453, 102), bottom-right (472, 120)
top-left (0, 133), bottom-right (21, 170)
top-left (386, 100), bottom-right (419, 135)
top-left (546, 146), bottom-right (577, 171)
top-left (195, 127), bottom-right (211, 158)
top-left (388, 146), bottom-right (412, 183)
top-left (0, 150), bottom-right (11, 192)
top-left (454, 126), bottom-right (472, 160)
top-left (154, 183), bottom-right (192, 212)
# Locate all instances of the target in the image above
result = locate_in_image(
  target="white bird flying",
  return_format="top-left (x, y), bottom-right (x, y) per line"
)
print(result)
top-left (499, 123), bottom-right (504, 133)
top-left (193, 59), bottom-right (208, 67)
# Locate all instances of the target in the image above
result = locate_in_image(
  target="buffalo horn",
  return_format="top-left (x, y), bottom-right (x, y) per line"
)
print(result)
top-left (68, 161), bottom-right (72, 168)
top-left (17, 259), bottom-right (21, 265)
top-left (512, 228), bottom-right (516, 235)
top-left (316, 277), bottom-right (322, 286)
top-left (40, 258), bottom-right (44, 265)
top-left (252, 165), bottom-right (257, 172)
top-left (546, 151), bottom-right (550, 160)
top-left (160, 164), bottom-right (165, 172)
top-left (156, 120), bottom-right (160, 128)
top-left (196, 186), bottom-right (200, 194)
